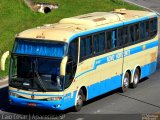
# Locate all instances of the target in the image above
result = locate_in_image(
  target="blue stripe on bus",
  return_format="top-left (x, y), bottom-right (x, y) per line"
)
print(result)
top-left (87, 61), bottom-right (157, 100)
top-left (68, 15), bottom-right (157, 42)
top-left (87, 74), bottom-right (122, 99)
top-left (75, 40), bottom-right (159, 78)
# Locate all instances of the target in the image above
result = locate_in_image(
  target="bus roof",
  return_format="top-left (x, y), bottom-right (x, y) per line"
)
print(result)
top-left (17, 9), bottom-right (157, 43)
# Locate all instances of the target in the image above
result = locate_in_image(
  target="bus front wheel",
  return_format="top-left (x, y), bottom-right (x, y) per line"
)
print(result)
top-left (121, 72), bottom-right (130, 93)
top-left (74, 89), bottom-right (84, 112)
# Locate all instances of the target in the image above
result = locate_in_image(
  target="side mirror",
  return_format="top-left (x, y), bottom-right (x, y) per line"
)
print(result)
top-left (60, 56), bottom-right (68, 76)
top-left (0, 51), bottom-right (10, 71)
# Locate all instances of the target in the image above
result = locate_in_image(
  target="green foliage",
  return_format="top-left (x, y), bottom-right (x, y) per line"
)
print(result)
top-left (0, 0), bottom-right (142, 78)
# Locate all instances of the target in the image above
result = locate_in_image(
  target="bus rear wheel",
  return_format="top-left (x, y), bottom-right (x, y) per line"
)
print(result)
top-left (121, 72), bottom-right (130, 93)
top-left (74, 89), bottom-right (84, 112)
top-left (130, 69), bottom-right (140, 88)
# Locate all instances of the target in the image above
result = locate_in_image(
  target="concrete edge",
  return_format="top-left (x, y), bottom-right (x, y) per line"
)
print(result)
top-left (0, 84), bottom-right (8, 89)
top-left (0, 76), bottom-right (8, 82)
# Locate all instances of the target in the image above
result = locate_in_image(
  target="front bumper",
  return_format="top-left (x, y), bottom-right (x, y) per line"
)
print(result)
top-left (9, 96), bottom-right (65, 110)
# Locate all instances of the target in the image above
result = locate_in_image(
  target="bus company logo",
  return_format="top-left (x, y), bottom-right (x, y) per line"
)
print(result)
top-left (31, 95), bottom-right (35, 99)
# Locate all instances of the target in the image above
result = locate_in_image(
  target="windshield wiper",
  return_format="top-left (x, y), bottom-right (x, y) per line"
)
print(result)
top-left (33, 58), bottom-right (48, 92)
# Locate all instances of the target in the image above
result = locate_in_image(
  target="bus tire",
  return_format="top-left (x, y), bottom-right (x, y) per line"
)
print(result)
top-left (130, 69), bottom-right (140, 88)
top-left (74, 89), bottom-right (84, 112)
top-left (121, 72), bottom-right (130, 93)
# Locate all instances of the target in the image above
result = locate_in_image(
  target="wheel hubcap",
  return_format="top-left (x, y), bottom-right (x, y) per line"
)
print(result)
top-left (134, 74), bottom-right (139, 84)
top-left (124, 77), bottom-right (129, 88)
top-left (77, 95), bottom-right (83, 106)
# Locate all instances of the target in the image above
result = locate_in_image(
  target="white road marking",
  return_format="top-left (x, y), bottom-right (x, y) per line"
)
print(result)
top-left (94, 109), bottom-right (101, 113)
top-left (76, 118), bottom-right (84, 120)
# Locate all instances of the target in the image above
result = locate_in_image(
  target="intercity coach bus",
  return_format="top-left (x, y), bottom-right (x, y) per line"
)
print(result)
top-left (1, 9), bottom-right (158, 111)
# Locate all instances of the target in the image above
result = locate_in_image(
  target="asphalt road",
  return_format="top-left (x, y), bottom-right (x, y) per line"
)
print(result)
top-left (0, 1), bottom-right (160, 120)
top-left (124, 0), bottom-right (160, 15)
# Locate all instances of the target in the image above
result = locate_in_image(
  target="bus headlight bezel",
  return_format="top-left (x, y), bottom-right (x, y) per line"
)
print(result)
top-left (47, 97), bottom-right (62, 101)
top-left (9, 92), bottom-right (20, 98)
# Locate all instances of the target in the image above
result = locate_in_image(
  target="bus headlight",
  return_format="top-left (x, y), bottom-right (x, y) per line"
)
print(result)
top-left (47, 97), bottom-right (62, 101)
top-left (9, 92), bottom-right (20, 98)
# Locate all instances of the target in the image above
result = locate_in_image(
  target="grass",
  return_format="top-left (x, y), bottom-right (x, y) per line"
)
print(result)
top-left (0, 0), bottom-right (142, 78)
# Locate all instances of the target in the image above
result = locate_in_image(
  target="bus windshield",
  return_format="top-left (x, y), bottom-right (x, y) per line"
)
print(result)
top-left (10, 56), bottom-right (64, 92)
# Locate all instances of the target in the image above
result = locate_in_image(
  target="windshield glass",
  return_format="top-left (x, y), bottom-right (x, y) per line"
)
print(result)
top-left (10, 55), bottom-right (64, 92)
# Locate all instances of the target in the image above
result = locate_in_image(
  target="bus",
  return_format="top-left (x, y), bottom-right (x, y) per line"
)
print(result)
top-left (2, 9), bottom-right (158, 111)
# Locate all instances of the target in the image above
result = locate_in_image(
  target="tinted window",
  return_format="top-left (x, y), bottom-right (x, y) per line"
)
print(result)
top-left (123, 26), bottom-right (129, 45)
top-left (135, 23), bottom-right (140, 41)
top-left (80, 36), bottom-right (92, 60)
top-left (140, 22), bottom-right (145, 40)
top-left (79, 17), bottom-right (158, 62)
top-left (129, 25), bottom-right (135, 42)
top-left (66, 39), bottom-right (78, 89)
top-left (99, 33), bottom-right (105, 52)
top-left (93, 32), bottom-right (105, 54)
top-left (118, 28), bottom-right (123, 47)
top-left (93, 34), bottom-right (99, 53)
top-left (145, 21), bottom-right (150, 38)
top-left (80, 38), bottom-right (85, 59)
top-left (86, 36), bottom-right (92, 56)
top-left (150, 18), bottom-right (157, 36)
top-left (68, 39), bottom-right (78, 64)
top-left (106, 30), bottom-right (117, 50)
top-left (112, 30), bottom-right (117, 49)
top-left (106, 31), bottom-right (112, 50)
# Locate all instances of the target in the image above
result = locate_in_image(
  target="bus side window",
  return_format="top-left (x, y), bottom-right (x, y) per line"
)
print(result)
top-left (118, 28), bottom-right (123, 47)
top-left (145, 21), bottom-right (150, 38)
top-left (93, 32), bottom-right (105, 54)
top-left (129, 25), bottom-right (135, 43)
top-left (65, 39), bottom-right (78, 89)
top-left (150, 19), bottom-right (154, 36)
top-left (65, 61), bottom-right (73, 88)
top-left (86, 36), bottom-right (92, 56)
top-left (80, 38), bottom-right (86, 59)
top-left (112, 30), bottom-right (117, 49)
top-left (153, 18), bottom-right (158, 34)
top-left (106, 31), bottom-right (112, 50)
top-left (135, 23), bottom-right (140, 41)
top-left (150, 18), bottom-right (157, 36)
top-left (123, 26), bottom-right (129, 45)
top-left (140, 22), bottom-right (145, 40)
top-left (80, 36), bottom-right (92, 60)
top-left (68, 39), bottom-right (78, 64)
top-left (99, 33), bottom-right (105, 52)
top-left (93, 34), bottom-right (99, 54)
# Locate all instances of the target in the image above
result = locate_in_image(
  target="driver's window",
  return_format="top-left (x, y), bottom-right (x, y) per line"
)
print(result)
top-left (68, 39), bottom-right (78, 65)
top-left (65, 38), bottom-right (78, 89)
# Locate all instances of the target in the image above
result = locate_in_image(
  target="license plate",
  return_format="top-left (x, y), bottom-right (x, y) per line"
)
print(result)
top-left (27, 103), bottom-right (37, 107)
